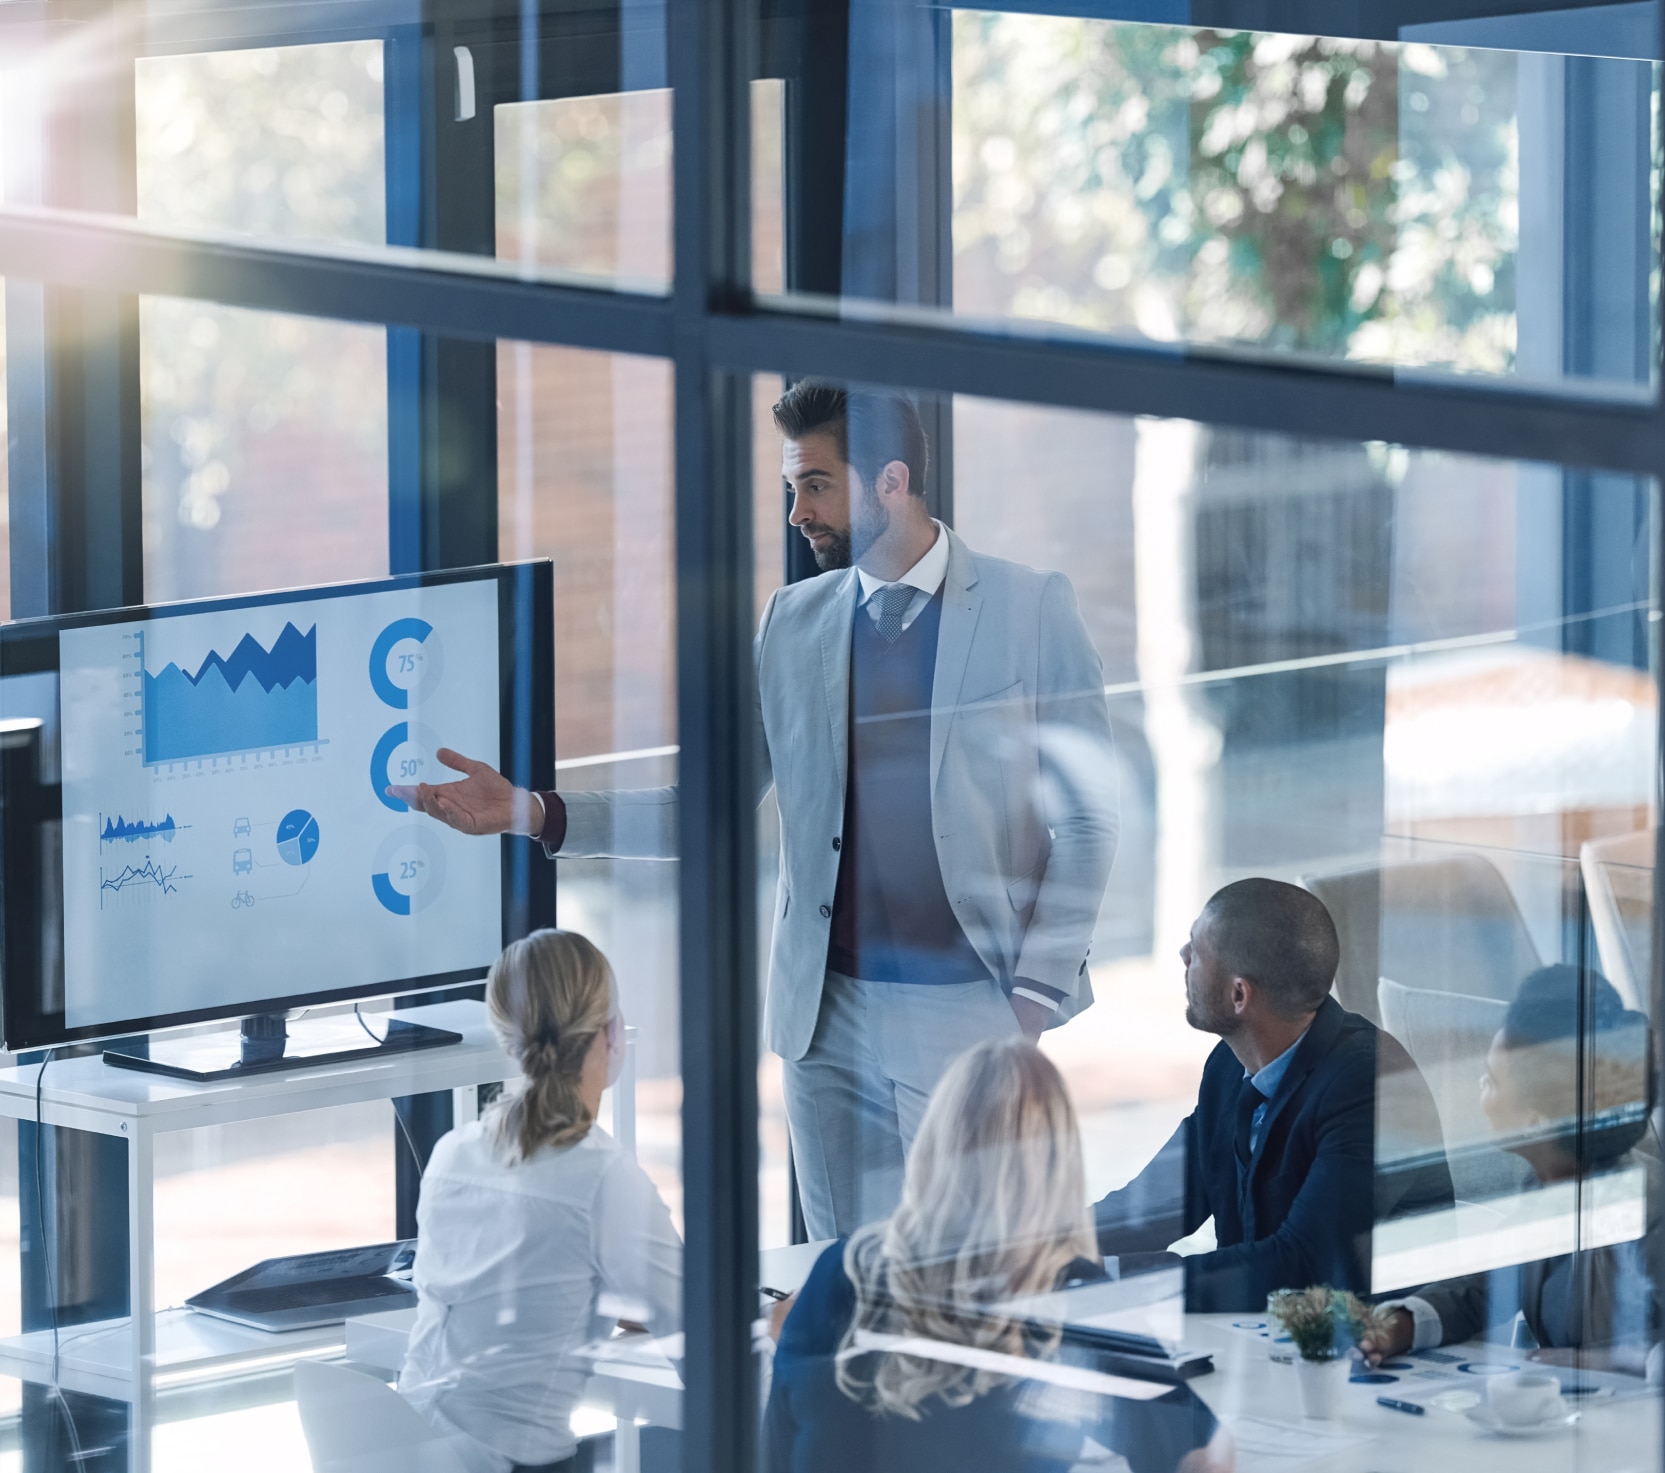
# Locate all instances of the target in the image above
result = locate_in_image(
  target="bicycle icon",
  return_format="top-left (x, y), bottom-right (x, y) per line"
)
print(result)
top-left (231, 890), bottom-right (256, 910)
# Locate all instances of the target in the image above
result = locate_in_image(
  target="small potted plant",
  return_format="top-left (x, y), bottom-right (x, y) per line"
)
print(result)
top-left (1267, 1287), bottom-right (1387, 1420)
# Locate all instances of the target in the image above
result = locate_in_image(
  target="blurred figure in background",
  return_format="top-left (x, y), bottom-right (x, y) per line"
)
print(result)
top-left (766, 1038), bottom-right (1229, 1473)
top-left (1367, 965), bottom-right (1660, 1372)
top-left (1093, 879), bottom-right (1453, 1311)
top-left (400, 930), bottom-right (681, 1473)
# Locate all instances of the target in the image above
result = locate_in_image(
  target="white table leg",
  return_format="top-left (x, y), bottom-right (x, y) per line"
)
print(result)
top-left (615, 1418), bottom-right (641, 1473)
top-left (452, 1085), bottom-right (479, 1126)
top-left (613, 1030), bottom-right (638, 1157)
top-left (126, 1123), bottom-right (154, 1473)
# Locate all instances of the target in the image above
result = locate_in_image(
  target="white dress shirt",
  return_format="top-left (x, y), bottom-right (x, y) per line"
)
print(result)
top-left (399, 1120), bottom-right (682, 1472)
top-left (854, 519), bottom-right (949, 632)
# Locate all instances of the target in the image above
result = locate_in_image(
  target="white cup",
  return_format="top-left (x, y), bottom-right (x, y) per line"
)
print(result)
top-left (1486, 1371), bottom-right (1565, 1427)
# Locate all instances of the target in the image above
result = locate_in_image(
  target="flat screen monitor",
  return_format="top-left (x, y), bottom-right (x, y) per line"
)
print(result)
top-left (0, 562), bottom-right (554, 1053)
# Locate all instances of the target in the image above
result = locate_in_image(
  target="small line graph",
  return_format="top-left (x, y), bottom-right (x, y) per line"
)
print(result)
top-left (99, 859), bottom-right (190, 908)
top-left (99, 812), bottom-right (187, 848)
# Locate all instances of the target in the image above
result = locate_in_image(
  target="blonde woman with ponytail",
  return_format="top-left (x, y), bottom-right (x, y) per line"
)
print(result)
top-left (766, 1038), bottom-right (1229, 1473)
top-left (399, 930), bottom-right (681, 1473)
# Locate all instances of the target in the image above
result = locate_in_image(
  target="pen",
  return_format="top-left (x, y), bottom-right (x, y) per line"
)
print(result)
top-left (760, 1286), bottom-right (790, 1301)
top-left (1376, 1396), bottom-right (1425, 1417)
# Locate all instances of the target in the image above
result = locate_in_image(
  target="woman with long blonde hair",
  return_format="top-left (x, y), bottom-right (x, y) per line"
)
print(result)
top-left (399, 930), bottom-right (681, 1473)
top-left (766, 1038), bottom-right (1225, 1473)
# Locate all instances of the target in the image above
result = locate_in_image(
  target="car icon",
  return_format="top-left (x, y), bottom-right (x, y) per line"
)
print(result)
top-left (232, 817), bottom-right (252, 838)
top-left (232, 848), bottom-right (254, 875)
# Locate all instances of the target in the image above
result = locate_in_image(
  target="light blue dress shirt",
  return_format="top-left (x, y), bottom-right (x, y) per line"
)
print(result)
top-left (1245, 1032), bottom-right (1305, 1154)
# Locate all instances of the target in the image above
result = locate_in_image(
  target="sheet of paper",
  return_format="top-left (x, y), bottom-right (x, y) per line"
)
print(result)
top-left (1223, 1415), bottom-right (1369, 1473)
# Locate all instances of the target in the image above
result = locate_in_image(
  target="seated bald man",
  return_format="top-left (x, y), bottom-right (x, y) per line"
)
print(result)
top-left (1093, 879), bottom-right (1453, 1312)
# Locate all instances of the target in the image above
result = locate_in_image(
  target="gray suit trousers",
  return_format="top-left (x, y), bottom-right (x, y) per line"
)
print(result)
top-left (781, 970), bottom-right (1020, 1240)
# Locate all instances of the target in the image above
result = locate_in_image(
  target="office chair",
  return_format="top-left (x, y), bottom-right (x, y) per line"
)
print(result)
top-left (294, 1359), bottom-right (471, 1473)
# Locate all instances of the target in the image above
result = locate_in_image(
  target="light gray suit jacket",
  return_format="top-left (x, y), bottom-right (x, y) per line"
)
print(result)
top-left (559, 528), bottom-right (1119, 1062)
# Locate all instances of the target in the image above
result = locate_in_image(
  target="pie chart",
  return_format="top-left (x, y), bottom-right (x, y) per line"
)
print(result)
top-left (276, 809), bottom-right (321, 867)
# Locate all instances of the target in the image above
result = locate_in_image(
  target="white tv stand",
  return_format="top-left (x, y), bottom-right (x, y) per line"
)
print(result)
top-left (0, 999), bottom-right (529, 1473)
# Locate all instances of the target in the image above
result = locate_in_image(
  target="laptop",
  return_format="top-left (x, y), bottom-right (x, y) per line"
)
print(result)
top-left (187, 1241), bottom-right (418, 1332)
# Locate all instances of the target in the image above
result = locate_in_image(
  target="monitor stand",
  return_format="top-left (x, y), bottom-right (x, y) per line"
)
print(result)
top-left (102, 1010), bottom-right (463, 1083)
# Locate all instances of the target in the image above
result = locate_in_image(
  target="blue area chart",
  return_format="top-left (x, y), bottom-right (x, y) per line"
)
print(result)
top-left (276, 809), bottom-right (321, 866)
top-left (101, 813), bottom-right (180, 845)
top-left (143, 623), bottom-right (318, 765)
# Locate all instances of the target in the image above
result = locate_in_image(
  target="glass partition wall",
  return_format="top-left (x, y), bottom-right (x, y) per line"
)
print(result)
top-left (0, 0), bottom-right (1658, 1471)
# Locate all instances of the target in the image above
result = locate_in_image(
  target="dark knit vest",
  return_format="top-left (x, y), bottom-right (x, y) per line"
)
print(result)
top-left (827, 590), bottom-right (987, 984)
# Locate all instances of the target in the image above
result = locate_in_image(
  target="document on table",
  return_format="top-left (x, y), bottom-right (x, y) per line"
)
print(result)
top-left (1223, 1416), bottom-right (1369, 1473)
top-left (1380, 1352), bottom-right (1650, 1409)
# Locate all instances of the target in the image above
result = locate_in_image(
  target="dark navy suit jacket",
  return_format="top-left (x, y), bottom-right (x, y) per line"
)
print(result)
top-left (1093, 997), bottom-right (1453, 1311)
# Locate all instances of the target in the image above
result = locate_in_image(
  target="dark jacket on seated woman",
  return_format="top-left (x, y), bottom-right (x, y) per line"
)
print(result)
top-left (764, 1039), bottom-right (1221, 1473)
top-left (766, 1242), bottom-right (1218, 1473)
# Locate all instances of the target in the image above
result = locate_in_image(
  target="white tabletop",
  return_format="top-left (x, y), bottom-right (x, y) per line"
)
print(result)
top-left (346, 1278), bottom-right (1661, 1472)
top-left (0, 1000), bottom-right (517, 1137)
top-left (1181, 1314), bottom-right (1659, 1473)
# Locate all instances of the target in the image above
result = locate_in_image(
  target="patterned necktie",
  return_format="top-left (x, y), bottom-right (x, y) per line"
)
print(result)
top-left (873, 583), bottom-right (915, 645)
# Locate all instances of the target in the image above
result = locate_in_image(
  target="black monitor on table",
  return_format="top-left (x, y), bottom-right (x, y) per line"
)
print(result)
top-left (0, 562), bottom-right (553, 1077)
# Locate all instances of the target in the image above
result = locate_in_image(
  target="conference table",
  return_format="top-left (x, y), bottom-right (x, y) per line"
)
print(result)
top-left (1177, 1313), bottom-right (1659, 1473)
top-left (345, 1238), bottom-right (1661, 1473)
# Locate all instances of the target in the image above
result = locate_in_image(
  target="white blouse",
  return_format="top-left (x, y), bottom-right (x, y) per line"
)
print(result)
top-left (398, 1120), bottom-right (683, 1471)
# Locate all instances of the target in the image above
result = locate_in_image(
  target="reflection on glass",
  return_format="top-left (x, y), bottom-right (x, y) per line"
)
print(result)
top-left (494, 80), bottom-right (786, 290)
top-left (494, 341), bottom-right (685, 1246)
top-left (136, 44), bottom-right (388, 601)
top-left (497, 90), bottom-right (674, 287)
top-left (771, 8), bottom-right (1660, 387)
top-left (135, 42), bottom-right (385, 247)
top-left (953, 24), bottom-right (1526, 372)
top-left (139, 297), bottom-right (389, 601)
top-left (743, 379), bottom-right (1660, 1468)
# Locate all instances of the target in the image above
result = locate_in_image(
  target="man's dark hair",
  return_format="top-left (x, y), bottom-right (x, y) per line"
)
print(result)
top-left (1202, 879), bottom-right (1339, 1020)
top-left (771, 379), bottom-right (929, 500)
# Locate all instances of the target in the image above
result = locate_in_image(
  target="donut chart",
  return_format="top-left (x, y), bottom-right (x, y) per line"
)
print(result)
top-left (369, 617), bottom-right (444, 709)
top-left (371, 723), bottom-right (409, 812)
top-left (370, 720), bottom-right (445, 812)
top-left (371, 825), bottom-right (447, 916)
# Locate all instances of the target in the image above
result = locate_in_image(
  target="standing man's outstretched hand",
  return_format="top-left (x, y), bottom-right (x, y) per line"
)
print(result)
top-left (386, 747), bottom-right (543, 837)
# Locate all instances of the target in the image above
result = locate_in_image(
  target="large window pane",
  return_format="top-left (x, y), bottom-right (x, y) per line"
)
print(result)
top-left (760, 7), bottom-right (1662, 395)
top-left (135, 42), bottom-right (385, 248)
top-left (139, 296), bottom-right (388, 601)
top-left (136, 43), bottom-right (389, 601)
top-left (496, 338), bottom-right (686, 1465)
top-left (753, 373), bottom-right (1660, 1472)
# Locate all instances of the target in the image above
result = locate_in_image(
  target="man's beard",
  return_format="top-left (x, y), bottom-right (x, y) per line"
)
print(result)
top-left (1184, 987), bottom-right (1232, 1036)
top-left (804, 486), bottom-right (888, 572)
top-left (807, 526), bottom-right (852, 571)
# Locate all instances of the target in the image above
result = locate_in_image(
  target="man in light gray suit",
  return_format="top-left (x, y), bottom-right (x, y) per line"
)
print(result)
top-left (390, 383), bottom-right (1117, 1238)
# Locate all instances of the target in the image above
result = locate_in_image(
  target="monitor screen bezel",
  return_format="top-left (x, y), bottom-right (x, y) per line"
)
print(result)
top-left (0, 561), bottom-right (555, 1052)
